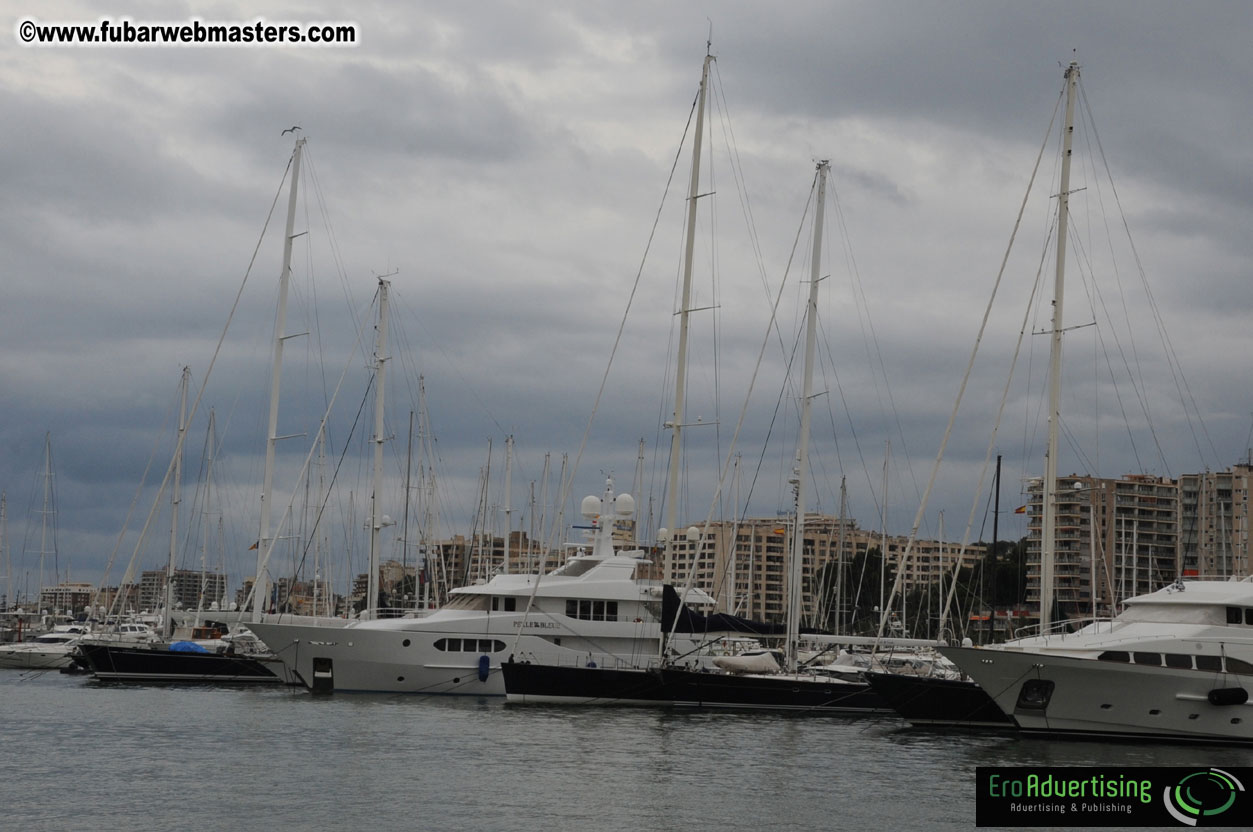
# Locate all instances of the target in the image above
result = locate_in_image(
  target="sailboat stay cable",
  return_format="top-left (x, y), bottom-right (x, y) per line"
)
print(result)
top-left (104, 150), bottom-right (294, 618)
top-left (91, 380), bottom-right (178, 613)
top-left (875, 86), bottom-right (1064, 644)
top-left (664, 166), bottom-right (815, 650)
top-left (1077, 83), bottom-right (1218, 469)
top-left (242, 286), bottom-right (374, 615)
top-left (503, 75), bottom-right (705, 658)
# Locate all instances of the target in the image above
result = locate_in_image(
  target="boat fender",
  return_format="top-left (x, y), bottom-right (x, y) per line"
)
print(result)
top-left (478, 654), bottom-right (490, 682)
top-left (586, 660), bottom-right (597, 668)
top-left (1207, 687), bottom-right (1249, 706)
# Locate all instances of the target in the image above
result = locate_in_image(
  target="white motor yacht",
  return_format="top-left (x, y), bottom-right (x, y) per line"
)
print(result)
top-left (0, 624), bottom-right (91, 670)
top-left (941, 577), bottom-right (1253, 744)
top-left (250, 480), bottom-right (718, 695)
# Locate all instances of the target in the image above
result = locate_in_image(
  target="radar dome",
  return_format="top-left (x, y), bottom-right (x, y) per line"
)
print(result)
top-left (580, 494), bottom-right (601, 518)
top-left (615, 493), bottom-right (635, 517)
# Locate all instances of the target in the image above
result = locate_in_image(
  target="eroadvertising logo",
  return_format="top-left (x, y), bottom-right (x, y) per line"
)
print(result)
top-left (976, 767), bottom-right (1250, 827)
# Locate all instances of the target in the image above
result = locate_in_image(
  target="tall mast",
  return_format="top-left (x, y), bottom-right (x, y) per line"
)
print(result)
top-left (502, 434), bottom-right (513, 575)
top-left (37, 432), bottom-right (54, 602)
top-left (663, 52), bottom-right (713, 580)
top-left (835, 476), bottom-right (847, 635)
top-left (1041, 61), bottom-right (1079, 632)
top-left (255, 137), bottom-right (305, 622)
top-left (366, 277), bottom-right (392, 618)
top-left (165, 366), bottom-right (189, 638)
top-left (1, 492), bottom-right (8, 611)
top-left (786, 160), bottom-right (828, 672)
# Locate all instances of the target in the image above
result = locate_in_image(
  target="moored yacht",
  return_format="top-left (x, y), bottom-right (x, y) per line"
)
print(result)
top-left (250, 480), bottom-right (719, 695)
top-left (0, 624), bottom-right (91, 670)
top-left (941, 577), bottom-right (1253, 744)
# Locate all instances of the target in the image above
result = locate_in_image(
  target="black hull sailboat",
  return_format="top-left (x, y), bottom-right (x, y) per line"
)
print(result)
top-left (502, 658), bottom-right (889, 714)
top-left (863, 671), bottom-right (1012, 728)
top-left (75, 643), bottom-right (290, 684)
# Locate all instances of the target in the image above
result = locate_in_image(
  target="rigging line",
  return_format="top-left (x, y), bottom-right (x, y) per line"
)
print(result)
top-left (506, 76), bottom-right (702, 652)
top-left (666, 164), bottom-right (821, 647)
top-left (879, 85), bottom-right (1063, 645)
top-left (243, 285), bottom-right (374, 616)
top-left (710, 60), bottom-right (772, 305)
top-left (284, 371), bottom-right (373, 601)
top-left (1065, 137), bottom-right (1164, 475)
top-left (92, 387), bottom-right (177, 608)
top-left (1067, 228), bottom-right (1154, 474)
top-left (1079, 82), bottom-right (1218, 468)
top-left (106, 149), bottom-right (294, 615)
top-left (828, 174), bottom-right (923, 512)
top-left (940, 206), bottom-right (1054, 633)
top-left (818, 309), bottom-right (881, 521)
top-left (303, 147), bottom-right (365, 341)
top-left (729, 177), bottom-right (818, 523)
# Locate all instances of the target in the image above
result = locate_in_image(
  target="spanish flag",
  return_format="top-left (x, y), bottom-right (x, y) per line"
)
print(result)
top-left (1014, 505), bottom-right (1027, 514)
top-left (248, 540), bottom-right (259, 550)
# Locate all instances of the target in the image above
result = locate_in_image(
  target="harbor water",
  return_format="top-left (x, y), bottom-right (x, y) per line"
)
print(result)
top-left (4, 671), bottom-right (1251, 831)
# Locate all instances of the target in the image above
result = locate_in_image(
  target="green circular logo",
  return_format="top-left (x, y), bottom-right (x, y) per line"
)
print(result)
top-left (1164, 768), bottom-right (1244, 826)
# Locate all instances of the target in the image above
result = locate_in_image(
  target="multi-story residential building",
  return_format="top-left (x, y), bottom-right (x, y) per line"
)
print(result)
top-left (663, 515), bottom-right (983, 627)
top-left (137, 568), bottom-right (227, 614)
top-left (1179, 463), bottom-right (1252, 578)
top-left (1024, 473), bottom-right (1178, 620)
top-left (38, 582), bottom-right (94, 615)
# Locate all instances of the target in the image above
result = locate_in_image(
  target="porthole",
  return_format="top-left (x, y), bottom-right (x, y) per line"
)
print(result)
top-left (1100, 703), bottom-right (1112, 710)
top-left (1148, 709), bottom-right (1160, 715)
top-left (402, 639), bottom-right (411, 647)
top-left (397, 676), bottom-right (405, 682)
top-left (1188, 714), bottom-right (1199, 720)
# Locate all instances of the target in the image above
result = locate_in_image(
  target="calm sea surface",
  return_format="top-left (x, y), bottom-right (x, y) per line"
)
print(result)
top-left (4, 670), bottom-right (1251, 831)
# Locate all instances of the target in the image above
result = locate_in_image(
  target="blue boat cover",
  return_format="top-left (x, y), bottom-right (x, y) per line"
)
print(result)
top-left (169, 641), bottom-right (211, 653)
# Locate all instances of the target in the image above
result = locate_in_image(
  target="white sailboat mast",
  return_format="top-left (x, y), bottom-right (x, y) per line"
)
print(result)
top-left (1041, 61), bottom-right (1079, 632)
top-left (165, 366), bottom-right (189, 638)
top-left (502, 434), bottom-right (513, 576)
top-left (663, 52), bottom-right (712, 580)
top-left (37, 432), bottom-right (54, 599)
top-left (255, 137), bottom-right (305, 621)
top-left (786, 161), bottom-right (828, 672)
top-left (366, 277), bottom-right (392, 618)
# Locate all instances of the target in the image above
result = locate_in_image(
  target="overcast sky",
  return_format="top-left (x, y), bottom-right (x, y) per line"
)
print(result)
top-left (3, 1), bottom-right (1250, 598)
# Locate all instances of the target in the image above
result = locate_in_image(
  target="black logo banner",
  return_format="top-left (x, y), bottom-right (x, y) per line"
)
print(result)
top-left (976, 766), bottom-right (1250, 827)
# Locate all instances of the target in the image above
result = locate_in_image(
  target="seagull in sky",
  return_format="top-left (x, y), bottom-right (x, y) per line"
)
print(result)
top-left (281, 126), bottom-right (301, 135)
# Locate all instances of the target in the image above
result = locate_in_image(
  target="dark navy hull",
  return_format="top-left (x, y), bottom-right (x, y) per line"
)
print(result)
top-left (863, 671), bottom-right (1012, 728)
top-left (502, 661), bottom-right (672, 705)
top-left (503, 659), bottom-right (889, 713)
top-left (659, 667), bottom-right (889, 713)
top-left (76, 643), bottom-right (287, 683)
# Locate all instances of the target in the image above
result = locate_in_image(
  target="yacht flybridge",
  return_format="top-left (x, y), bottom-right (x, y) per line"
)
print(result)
top-left (249, 480), bottom-right (719, 695)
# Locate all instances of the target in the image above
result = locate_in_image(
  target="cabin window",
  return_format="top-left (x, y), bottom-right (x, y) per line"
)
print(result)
top-left (1132, 652), bottom-right (1161, 667)
top-left (1164, 654), bottom-right (1191, 669)
top-left (1246, 609), bottom-right (1253, 625)
top-left (564, 600), bottom-right (619, 621)
top-left (1098, 651), bottom-right (1129, 663)
top-left (1227, 607), bottom-right (1243, 624)
top-left (1196, 655), bottom-right (1223, 672)
top-left (1226, 658), bottom-right (1253, 675)
top-left (434, 638), bottom-right (506, 653)
top-left (490, 597), bottom-right (517, 612)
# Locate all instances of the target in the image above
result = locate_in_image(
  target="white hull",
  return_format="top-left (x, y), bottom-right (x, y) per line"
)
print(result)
top-left (0, 644), bottom-right (77, 670)
top-left (251, 614), bottom-right (696, 696)
top-left (942, 644), bottom-right (1253, 744)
